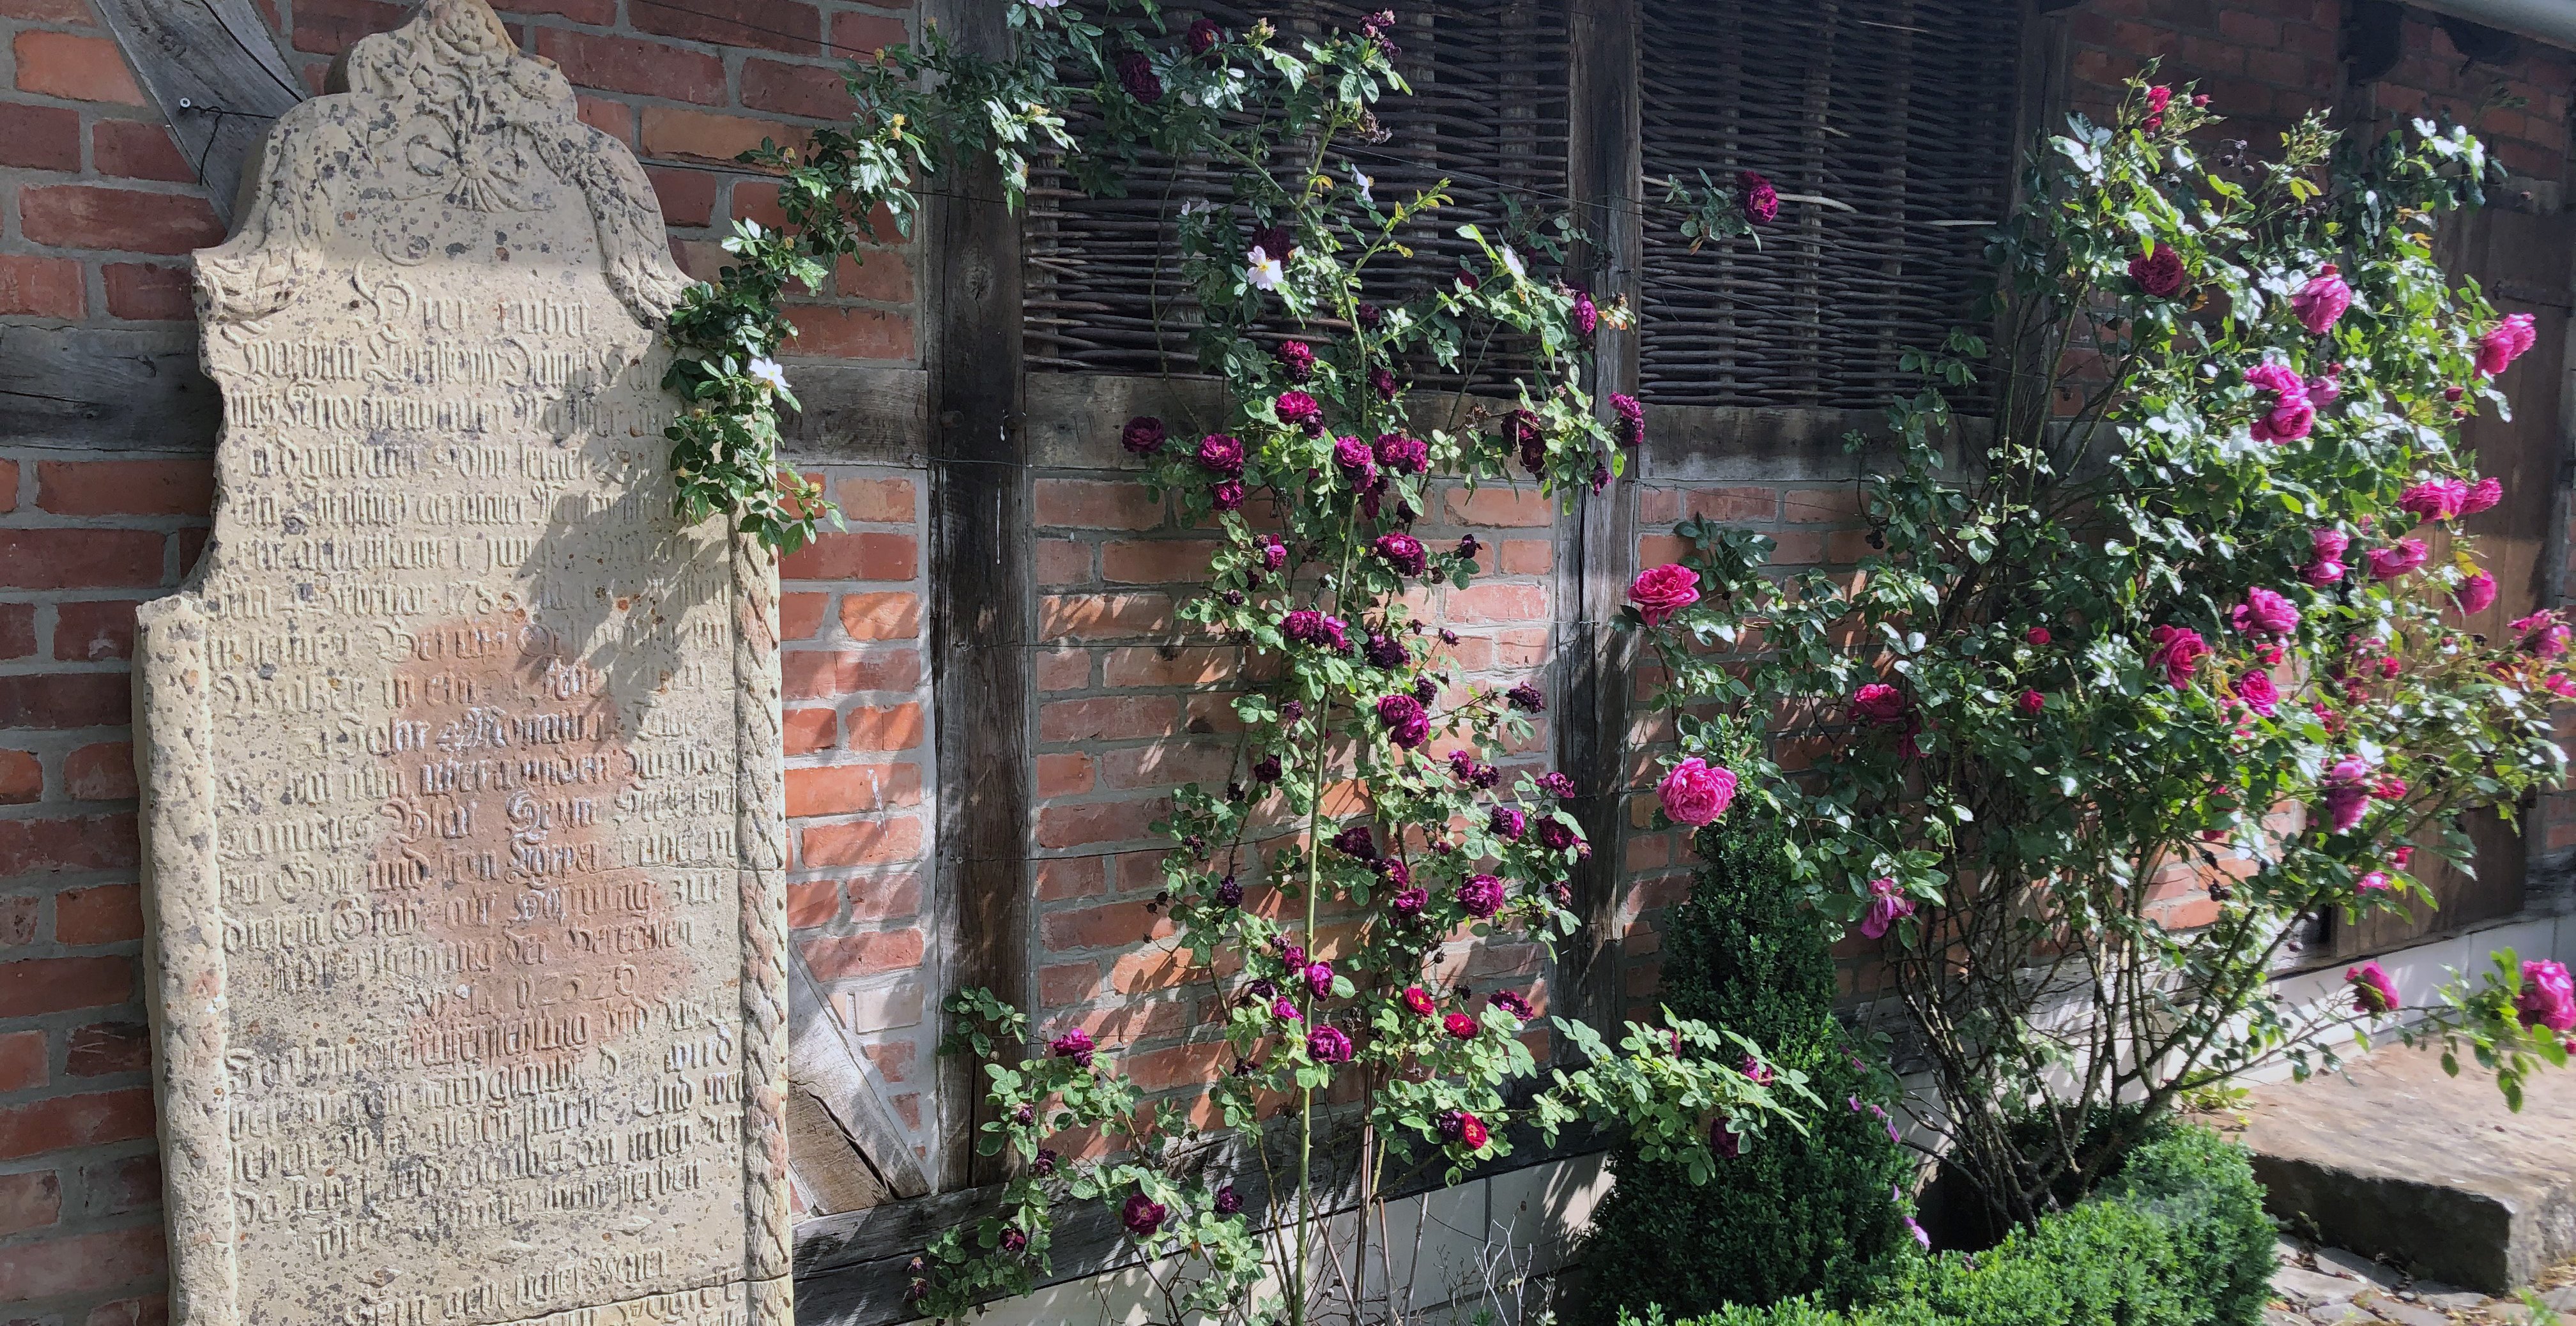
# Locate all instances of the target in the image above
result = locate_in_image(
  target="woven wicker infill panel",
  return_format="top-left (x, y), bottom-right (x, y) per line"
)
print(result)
top-left (1024, 1), bottom-right (1572, 379)
top-left (1638, 0), bottom-right (2019, 410)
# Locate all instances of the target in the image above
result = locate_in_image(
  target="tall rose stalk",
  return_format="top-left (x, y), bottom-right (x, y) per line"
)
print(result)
top-left (1635, 82), bottom-right (2573, 1231)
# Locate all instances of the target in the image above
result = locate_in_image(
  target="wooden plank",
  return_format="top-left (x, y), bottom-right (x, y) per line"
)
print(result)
top-left (1637, 404), bottom-right (1906, 482)
top-left (1554, 0), bottom-right (1642, 1037)
top-left (0, 325), bottom-right (220, 450)
top-left (787, 949), bottom-right (935, 1202)
top-left (91, 0), bottom-right (303, 225)
top-left (921, 0), bottom-right (1034, 1195)
top-left (781, 363), bottom-right (928, 466)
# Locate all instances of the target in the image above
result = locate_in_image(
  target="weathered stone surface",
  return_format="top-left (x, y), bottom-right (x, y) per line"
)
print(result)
top-left (2241, 1047), bottom-right (2576, 1293)
top-left (134, 6), bottom-right (790, 1326)
top-left (2274, 1266), bottom-right (2365, 1309)
top-left (2316, 1247), bottom-right (2403, 1288)
top-left (2366, 1300), bottom-right (2451, 1326)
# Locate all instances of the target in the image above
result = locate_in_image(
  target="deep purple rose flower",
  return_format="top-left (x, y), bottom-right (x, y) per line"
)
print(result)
top-left (2128, 244), bottom-right (2188, 298)
top-left (1121, 415), bottom-right (1167, 456)
top-left (1251, 224), bottom-right (1295, 264)
top-left (1376, 857), bottom-right (1411, 887)
top-left (1259, 536), bottom-right (1289, 571)
top-left (1538, 772), bottom-right (1576, 799)
top-left (1370, 366), bottom-right (1399, 400)
top-left (1033, 1148), bottom-right (1057, 1176)
top-left (1739, 170), bottom-right (1779, 225)
top-left (1457, 533), bottom-right (1481, 561)
top-left (1612, 392), bottom-right (1644, 448)
top-left (1412, 676), bottom-right (1438, 705)
top-left (1333, 434), bottom-right (1377, 484)
top-left (1186, 17), bottom-right (1222, 54)
top-left (1374, 432), bottom-right (1429, 475)
top-left (1507, 682), bottom-right (1545, 713)
top-left (1195, 432), bottom-right (1246, 477)
top-left (1333, 824), bottom-right (1379, 860)
top-left (1215, 875), bottom-right (1243, 906)
top-left (1376, 531), bottom-right (1428, 576)
top-left (1276, 339), bottom-right (1316, 381)
top-left (1122, 1193), bottom-right (1168, 1237)
top-left (1535, 818), bottom-right (1579, 852)
top-left (1306, 1025), bottom-right (1354, 1064)
top-left (1049, 1028), bottom-right (1096, 1067)
top-left (1391, 887), bottom-right (1428, 920)
top-left (1489, 807), bottom-right (1526, 840)
top-left (1504, 409), bottom-right (1545, 475)
top-left (1276, 390), bottom-right (1323, 431)
top-left (1252, 754), bottom-right (1282, 783)
top-left (1377, 694), bottom-right (1430, 748)
top-left (1490, 989), bottom-right (1533, 1021)
top-left (1210, 480), bottom-right (1245, 512)
top-left (1457, 873), bottom-right (1507, 918)
top-left (1116, 52), bottom-right (1163, 103)
top-left (1571, 285), bottom-right (1599, 336)
top-left (1365, 631), bottom-right (1407, 669)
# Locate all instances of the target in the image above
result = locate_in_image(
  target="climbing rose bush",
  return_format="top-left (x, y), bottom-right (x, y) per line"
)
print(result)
top-left (869, 6), bottom-right (1799, 1323)
top-left (1636, 82), bottom-right (2571, 1231)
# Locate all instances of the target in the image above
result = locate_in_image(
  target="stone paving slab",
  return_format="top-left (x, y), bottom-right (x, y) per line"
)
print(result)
top-left (2239, 1048), bottom-right (2576, 1292)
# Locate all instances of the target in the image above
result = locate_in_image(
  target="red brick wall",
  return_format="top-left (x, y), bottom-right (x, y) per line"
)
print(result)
top-left (0, 0), bottom-right (924, 1309)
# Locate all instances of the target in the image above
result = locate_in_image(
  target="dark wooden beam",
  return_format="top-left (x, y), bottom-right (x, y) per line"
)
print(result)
top-left (0, 325), bottom-right (219, 450)
top-left (921, 0), bottom-right (1034, 1194)
top-left (1555, 0), bottom-right (1643, 1037)
top-left (90, 0), bottom-right (303, 225)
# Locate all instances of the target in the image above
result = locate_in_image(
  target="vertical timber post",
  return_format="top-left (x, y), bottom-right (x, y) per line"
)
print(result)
top-left (1558, 0), bottom-right (1643, 1037)
top-left (924, 0), bottom-right (1033, 1192)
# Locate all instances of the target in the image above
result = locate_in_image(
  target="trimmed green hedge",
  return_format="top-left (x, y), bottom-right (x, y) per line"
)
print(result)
top-left (1623, 1125), bottom-right (2275, 1326)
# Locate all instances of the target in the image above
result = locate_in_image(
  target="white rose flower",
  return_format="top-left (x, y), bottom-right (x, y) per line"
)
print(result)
top-left (1246, 247), bottom-right (1285, 291)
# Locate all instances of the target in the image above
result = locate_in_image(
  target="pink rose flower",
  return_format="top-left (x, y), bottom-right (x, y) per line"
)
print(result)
top-left (1197, 432), bottom-right (1246, 476)
top-left (2026, 627), bottom-right (2052, 646)
top-left (2018, 689), bottom-right (2045, 716)
top-left (1306, 1025), bottom-right (1353, 1064)
top-left (2347, 961), bottom-right (2400, 1015)
top-left (1443, 1012), bottom-right (1478, 1040)
top-left (2364, 538), bottom-right (2428, 581)
top-left (2302, 528), bottom-right (2350, 586)
top-left (2129, 244), bottom-right (2188, 298)
top-left (2513, 610), bottom-right (2572, 660)
top-left (2146, 624), bottom-right (2210, 689)
top-left (2399, 479), bottom-right (2471, 522)
top-left (2462, 476), bottom-right (2503, 514)
top-left (2229, 586), bottom-right (2300, 637)
top-left (1738, 170), bottom-right (1779, 225)
top-left (1860, 876), bottom-right (1915, 940)
top-left (2290, 264), bottom-right (2354, 335)
top-left (1852, 682), bottom-right (1912, 726)
top-left (1331, 434), bottom-right (1376, 483)
top-left (2478, 312), bottom-right (2539, 377)
top-left (1455, 873), bottom-right (1506, 919)
top-left (2516, 959), bottom-right (2575, 1033)
top-left (2232, 667), bottom-right (2279, 717)
top-left (1400, 985), bottom-right (1435, 1017)
top-left (2245, 361), bottom-right (2314, 443)
top-left (1629, 564), bottom-right (1702, 626)
top-left (1658, 757), bottom-right (1738, 827)
top-left (2319, 754), bottom-right (2373, 834)
top-left (1374, 432), bottom-right (1429, 475)
top-left (2356, 871), bottom-right (2392, 892)
top-left (1211, 480), bottom-right (1245, 512)
top-left (2457, 570), bottom-right (2498, 615)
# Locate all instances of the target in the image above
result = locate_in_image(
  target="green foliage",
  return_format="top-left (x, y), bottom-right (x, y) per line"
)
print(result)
top-left (1627, 1126), bottom-right (2274, 1326)
top-left (1575, 823), bottom-right (1911, 1322)
top-left (1636, 72), bottom-right (2573, 1228)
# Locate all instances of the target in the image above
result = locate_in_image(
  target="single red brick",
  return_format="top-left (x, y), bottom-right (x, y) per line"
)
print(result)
top-left (52, 600), bottom-right (137, 662)
top-left (22, 185), bottom-right (223, 255)
top-left (61, 743), bottom-right (134, 803)
top-left (0, 813), bottom-right (141, 878)
top-left (785, 880), bottom-right (839, 929)
top-left (1037, 593), bottom-right (1174, 640)
top-left (38, 459), bottom-right (213, 517)
top-left (289, 0), bottom-right (403, 54)
top-left (83, 1295), bottom-right (170, 1326)
top-left (799, 816), bottom-right (923, 867)
top-left (781, 531), bottom-right (918, 581)
top-left (740, 58), bottom-right (854, 119)
top-left (783, 763), bottom-right (921, 816)
top-left (0, 457), bottom-right (14, 513)
top-left (0, 895), bottom-right (36, 947)
top-left (1034, 855), bottom-right (1103, 902)
top-left (630, 0), bottom-right (820, 53)
top-left (834, 476), bottom-right (915, 522)
top-left (102, 263), bottom-right (193, 321)
top-left (846, 872), bottom-right (920, 920)
top-left (91, 120), bottom-right (192, 181)
top-left (838, 592), bottom-right (920, 641)
top-left (0, 674), bottom-right (131, 729)
top-left (833, 250), bottom-right (912, 303)
top-left (779, 591), bottom-right (829, 640)
top-left (783, 708), bottom-right (837, 754)
top-left (1038, 961), bottom-right (1099, 1007)
top-left (842, 703), bottom-right (923, 751)
top-left (64, 1021), bottom-right (147, 1078)
top-left (55, 883), bottom-right (140, 943)
top-left (0, 752), bottom-right (37, 806)
top-left (13, 31), bottom-right (145, 104)
top-left (575, 95), bottom-right (633, 144)
top-left (535, 29), bottom-right (726, 105)
top-left (0, 254), bottom-right (84, 319)
top-left (0, 604), bottom-right (28, 661)
top-left (784, 305), bottom-right (914, 361)
top-left (75, 1152), bottom-right (160, 1217)
top-left (1037, 696), bottom-right (1179, 743)
top-left (0, 956), bottom-right (132, 1017)
top-left (0, 1030), bottom-right (45, 1092)
top-left (0, 530), bottom-right (166, 590)
top-left (0, 1221), bottom-right (164, 1296)
top-left (1101, 539), bottom-right (1222, 586)
top-left (1035, 752), bottom-right (1094, 798)
top-left (861, 1038), bottom-right (916, 1082)
top-left (0, 102), bottom-right (80, 171)
top-left (1039, 898), bottom-right (1174, 950)
top-left (1033, 799), bottom-right (1163, 851)
top-left (1442, 485), bottom-right (1553, 527)
top-left (644, 166), bottom-right (721, 228)
top-left (1035, 479), bottom-right (1163, 530)
top-left (1444, 582), bottom-right (1549, 624)
top-left (640, 105), bottom-right (802, 162)
top-left (0, 1169), bottom-right (61, 1238)
top-left (0, 0), bottom-right (94, 24)
top-left (827, 11), bottom-right (907, 57)
top-left (797, 927), bottom-right (924, 980)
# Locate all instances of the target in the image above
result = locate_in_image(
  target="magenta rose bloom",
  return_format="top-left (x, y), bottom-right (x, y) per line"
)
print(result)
top-left (1370, 366), bottom-right (1399, 400)
top-left (1658, 757), bottom-right (1738, 826)
top-left (1443, 1011), bottom-right (1478, 1040)
top-left (1535, 818), bottom-right (1581, 852)
top-left (2399, 478), bottom-right (2469, 521)
top-left (1376, 693), bottom-right (1429, 748)
top-left (2244, 361), bottom-right (2314, 443)
top-left (1197, 432), bottom-right (1246, 477)
top-left (1738, 169), bottom-right (1779, 225)
top-left (2302, 528), bottom-right (2350, 586)
top-left (1282, 609), bottom-right (1323, 644)
top-left (2347, 961), bottom-right (2401, 1016)
top-left (2462, 476), bottom-right (2503, 514)
top-left (2290, 264), bottom-right (2354, 335)
top-left (1489, 806), bottom-right (1526, 841)
top-left (1375, 531), bottom-right (1427, 577)
top-left (1538, 771), bottom-right (1577, 798)
top-left (1612, 392), bottom-right (1645, 449)
top-left (1439, 1109), bottom-right (1490, 1150)
top-left (1851, 682), bottom-right (1911, 726)
top-left (1629, 563), bottom-right (1702, 626)
top-left (2320, 754), bottom-right (2373, 834)
top-left (2478, 312), bottom-right (2539, 376)
top-left (2128, 244), bottom-right (2188, 298)
top-left (2365, 538), bottom-right (2429, 581)
top-left (1050, 1027), bottom-right (1096, 1067)
top-left (1572, 286), bottom-right (1599, 335)
top-left (1276, 390), bottom-right (1323, 431)
top-left (1332, 434), bottom-right (1377, 484)
top-left (1122, 1193), bottom-right (1168, 1238)
top-left (1401, 985), bottom-right (1435, 1017)
top-left (1456, 873), bottom-right (1507, 919)
top-left (1303, 961), bottom-right (1335, 998)
top-left (1275, 339), bottom-right (1315, 381)
top-left (1121, 415), bottom-right (1167, 456)
top-left (1860, 876), bottom-right (1915, 940)
top-left (2517, 959), bottom-right (2575, 1032)
top-left (2018, 689), bottom-right (2045, 716)
top-left (2457, 569), bottom-right (2499, 614)
top-left (1211, 480), bottom-right (1245, 512)
top-left (2146, 625), bottom-right (2209, 689)
top-left (1271, 997), bottom-right (1301, 1022)
top-left (1390, 887), bottom-right (1427, 921)
top-left (2515, 610), bottom-right (2573, 659)
top-left (2232, 667), bottom-right (2280, 717)
top-left (1259, 536), bottom-right (1288, 571)
top-left (1374, 432), bottom-right (1429, 475)
top-left (1491, 989), bottom-right (1534, 1021)
top-left (1306, 1024), bottom-right (1354, 1063)
top-left (2229, 586), bottom-right (2300, 637)
top-left (1503, 409), bottom-right (1545, 475)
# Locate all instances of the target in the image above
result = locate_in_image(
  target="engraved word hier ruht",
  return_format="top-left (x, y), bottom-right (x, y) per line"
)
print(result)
top-left (132, 4), bottom-right (792, 1326)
